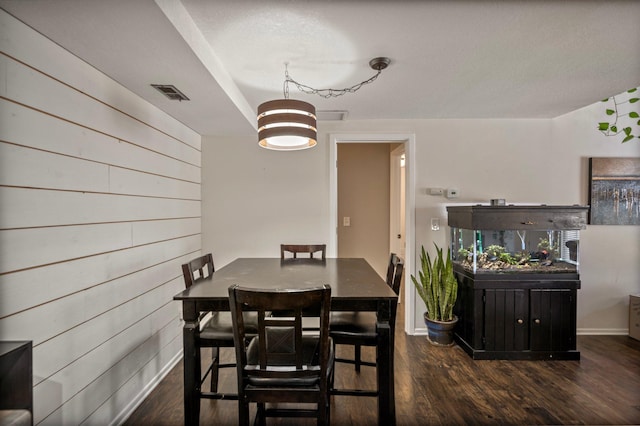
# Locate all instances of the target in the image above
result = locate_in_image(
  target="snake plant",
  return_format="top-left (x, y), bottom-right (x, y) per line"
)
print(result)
top-left (411, 243), bottom-right (458, 322)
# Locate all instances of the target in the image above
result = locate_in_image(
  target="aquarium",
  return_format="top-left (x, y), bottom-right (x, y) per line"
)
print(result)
top-left (447, 205), bottom-right (588, 274)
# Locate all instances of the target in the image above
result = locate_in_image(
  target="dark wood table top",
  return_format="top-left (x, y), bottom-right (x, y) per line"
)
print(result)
top-left (173, 257), bottom-right (397, 303)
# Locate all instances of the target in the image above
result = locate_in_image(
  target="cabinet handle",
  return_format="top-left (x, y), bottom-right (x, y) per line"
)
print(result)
top-left (517, 319), bottom-right (524, 324)
top-left (534, 318), bottom-right (541, 324)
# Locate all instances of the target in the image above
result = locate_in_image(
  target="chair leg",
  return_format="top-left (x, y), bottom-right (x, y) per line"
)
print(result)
top-left (238, 400), bottom-right (250, 426)
top-left (329, 342), bottom-right (336, 391)
top-left (326, 403), bottom-right (331, 426)
top-left (354, 344), bottom-right (362, 372)
top-left (256, 403), bottom-right (266, 426)
top-left (195, 348), bottom-right (203, 393)
top-left (330, 363), bottom-right (335, 390)
top-left (210, 346), bottom-right (220, 392)
top-left (318, 395), bottom-right (330, 425)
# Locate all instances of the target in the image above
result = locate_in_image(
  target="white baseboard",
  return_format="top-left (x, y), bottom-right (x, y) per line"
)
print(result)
top-left (412, 327), bottom-right (428, 336)
top-left (412, 328), bottom-right (630, 336)
top-left (577, 328), bottom-right (628, 335)
top-left (111, 350), bottom-right (183, 426)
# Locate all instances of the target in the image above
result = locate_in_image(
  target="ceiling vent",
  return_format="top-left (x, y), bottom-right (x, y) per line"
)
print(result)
top-left (151, 84), bottom-right (189, 101)
top-left (316, 110), bottom-right (349, 121)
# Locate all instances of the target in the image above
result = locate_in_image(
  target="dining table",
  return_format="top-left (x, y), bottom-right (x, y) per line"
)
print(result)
top-left (173, 257), bottom-right (399, 426)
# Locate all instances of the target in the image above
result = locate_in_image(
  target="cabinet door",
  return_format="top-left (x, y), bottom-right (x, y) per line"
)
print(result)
top-left (484, 289), bottom-right (528, 351)
top-left (530, 289), bottom-right (576, 351)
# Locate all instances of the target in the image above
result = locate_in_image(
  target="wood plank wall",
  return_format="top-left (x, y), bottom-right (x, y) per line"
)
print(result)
top-left (0, 11), bottom-right (201, 425)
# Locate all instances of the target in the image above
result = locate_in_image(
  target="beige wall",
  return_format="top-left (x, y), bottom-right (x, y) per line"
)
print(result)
top-left (337, 143), bottom-right (391, 278)
top-left (320, 118), bottom-right (639, 334)
top-left (553, 104), bottom-right (640, 333)
top-left (203, 110), bottom-right (639, 335)
top-left (201, 135), bottom-right (331, 268)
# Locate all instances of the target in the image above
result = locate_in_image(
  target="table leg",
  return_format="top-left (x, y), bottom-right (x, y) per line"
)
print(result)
top-left (183, 322), bottom-right (199, 426)
top-left (377, 301), bottom-right (396, 426)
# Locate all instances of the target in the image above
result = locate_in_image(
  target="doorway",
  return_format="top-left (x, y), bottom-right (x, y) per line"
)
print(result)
top-left (336, 142), bottom-right (394, 278)
top-left (329, 133), bottom-right (417, 334)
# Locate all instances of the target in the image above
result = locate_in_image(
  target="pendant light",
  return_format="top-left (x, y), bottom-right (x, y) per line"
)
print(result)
top-left (257, 99), bottom-right (317, 150)
top-left (257, 57), bottom-right (390, 151)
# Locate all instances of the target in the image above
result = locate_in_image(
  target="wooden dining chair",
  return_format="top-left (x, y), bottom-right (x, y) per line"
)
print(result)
top-left (181, 254), bottom-right (259, 402)
top-left (386, 252), bottom-right (403, 294)
top-left (229, 284), bottom-right (333, 426)
top-left (329, 253), bottom-right (403, 397)
top-left (280, 244), bottom-right (326, 260)
top-left (276, 244), bottom-right (327, 329)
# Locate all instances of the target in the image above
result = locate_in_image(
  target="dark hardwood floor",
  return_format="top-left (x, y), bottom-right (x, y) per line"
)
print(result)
top-left (124, 303), bottom-right (640, 425)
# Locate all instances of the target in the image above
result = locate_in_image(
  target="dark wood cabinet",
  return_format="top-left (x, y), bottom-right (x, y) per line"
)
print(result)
top-left (447, 204), bottom-right (587, 360)
top-left (453, 269), bottom-right (579, 360)
top-left (0, 341), bottom-right (33, 425)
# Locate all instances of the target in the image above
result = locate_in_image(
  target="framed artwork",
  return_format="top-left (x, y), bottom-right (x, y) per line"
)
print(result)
top-left (588, 157), bottom-right (640, 225)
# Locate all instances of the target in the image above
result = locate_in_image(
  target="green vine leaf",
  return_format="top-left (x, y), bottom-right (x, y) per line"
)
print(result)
top-left (596, 87), bottom-right (639, 143)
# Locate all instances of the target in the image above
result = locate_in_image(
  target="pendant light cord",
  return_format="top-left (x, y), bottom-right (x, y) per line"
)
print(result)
top-left (283, 60), bottom-right (387, 99)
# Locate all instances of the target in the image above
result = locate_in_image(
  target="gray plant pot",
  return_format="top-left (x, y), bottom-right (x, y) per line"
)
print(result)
top-left (424, 313), bottom-right (458, 346)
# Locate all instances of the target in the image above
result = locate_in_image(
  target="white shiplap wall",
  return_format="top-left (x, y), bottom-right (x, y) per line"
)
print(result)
top-left (0, 11), bottom-right (200, 425)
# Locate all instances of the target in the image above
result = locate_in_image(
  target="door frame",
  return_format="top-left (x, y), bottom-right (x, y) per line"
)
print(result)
top-left (389, 144), bottom-right (406, 261)
top-left (329, 133), bottom-right (417, 334)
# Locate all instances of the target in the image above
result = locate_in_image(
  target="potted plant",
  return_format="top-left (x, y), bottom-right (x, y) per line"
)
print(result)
top-left (411, 243), bottom-right (459, 346)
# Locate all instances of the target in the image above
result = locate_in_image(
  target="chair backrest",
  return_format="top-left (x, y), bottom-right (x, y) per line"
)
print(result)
top-left (280, 244), bottom-right (326, 260)
top-left (228, 284), bottom-right (332, 382)
top-left (386, 253), bottom-right (404, 295)
top-left (181, 253), bottom-right (215, 289)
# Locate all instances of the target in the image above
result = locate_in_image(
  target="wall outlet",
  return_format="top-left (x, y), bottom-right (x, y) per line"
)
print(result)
top-left (446, 188), bottom-right (459, 198)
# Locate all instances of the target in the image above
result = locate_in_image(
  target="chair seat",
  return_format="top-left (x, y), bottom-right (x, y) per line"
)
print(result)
top-left (200, 311), bottom-right (260, 341)
top-left (329, 311), bottom-right (377, 339)
top-left (246, 335), bottom-right (334, 387)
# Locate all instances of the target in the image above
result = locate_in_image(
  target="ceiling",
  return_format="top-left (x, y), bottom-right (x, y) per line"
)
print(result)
top-left (1, 0), bottom-right (639, 137)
